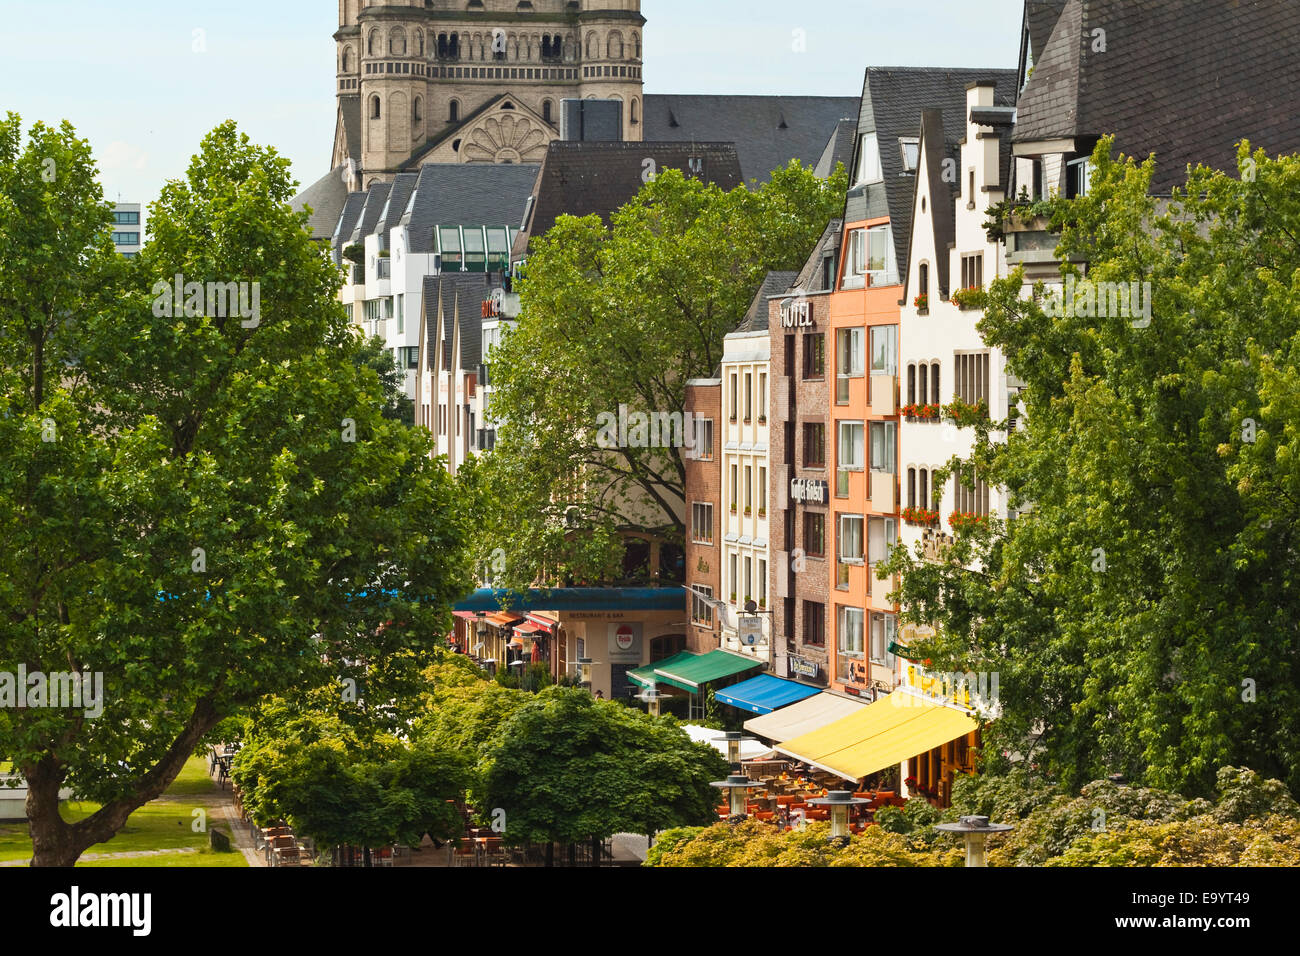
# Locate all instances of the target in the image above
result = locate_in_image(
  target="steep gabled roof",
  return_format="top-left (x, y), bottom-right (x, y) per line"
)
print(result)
top-left (403, 163), bottom-right (540, 254)
top-left (1013, 0), bottom-right (1300, 194)
top-left (425, 273), bottom-right (491, 373)
top-left (1023, 0), bottom-right (1071, 69)
top-left (375, 172), bottom-right (419, 240)
top-left (331, 191), bottom-right (368, 263)
top-left (790, 218), bottom-right (844, 295)
top-left (643, 95), bottom-right (860, 185)
top-left (814, 118), bottom-right (858, 180)
top-left (904, 109), bottom-right (959, 301)
top-left (512, 141), bottom-right (744, 257)
top-left (733, 271), bottom-right (800, 336)
top-left (293, 166), bottom-right (349, 241)
top-left (847, 67), bottom-right (1018, 274)
top-left (349, 182), bottom-right (391, 245)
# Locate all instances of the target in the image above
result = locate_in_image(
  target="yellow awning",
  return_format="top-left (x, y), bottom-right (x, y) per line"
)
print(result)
top-left (774, 692), bottom-right (979, 782)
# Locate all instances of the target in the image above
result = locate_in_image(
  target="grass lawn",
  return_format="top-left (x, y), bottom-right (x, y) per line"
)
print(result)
top-left (0, 754), bottom-right (245, 866)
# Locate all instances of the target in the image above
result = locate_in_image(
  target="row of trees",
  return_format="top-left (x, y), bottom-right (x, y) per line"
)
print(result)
top-left (0, 115), bottom-right (473, 866)
top-left (230, 655), bottom-right (730, 863)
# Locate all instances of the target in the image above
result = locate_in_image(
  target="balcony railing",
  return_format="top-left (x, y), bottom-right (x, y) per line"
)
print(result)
top-left (376, 258), bottom-right (392, 280)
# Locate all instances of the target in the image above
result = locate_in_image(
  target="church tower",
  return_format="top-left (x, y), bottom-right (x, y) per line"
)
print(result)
top-left (332, 0), bottom-right (645, 189)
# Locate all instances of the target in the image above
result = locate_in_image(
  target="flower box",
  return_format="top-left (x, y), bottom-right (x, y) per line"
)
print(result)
top-left (942, 397), bottom-right (989, 427)
top-left (902, 507), bottom-right (940, 526)
top-left (948, 511), bottom-right (990, 533)
top-left (901, 403), bottom-right (941, 421)
top-left (913, 293), bottom-right (929, 311)
top-left (950, 286), bottom-right (987, 311)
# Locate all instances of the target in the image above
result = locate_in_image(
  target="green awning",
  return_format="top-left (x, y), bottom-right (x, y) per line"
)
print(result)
top-left (654, 650), bottom-right (763, 693)
top-left (627, 650), bottom-right (697, 689)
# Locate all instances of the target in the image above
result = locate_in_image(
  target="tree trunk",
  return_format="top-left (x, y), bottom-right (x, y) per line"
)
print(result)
top-left (591, 835), bottom-right (601, 868)
top-left (26, 696), bottom-right (219, 866)
top-left (545, 842), bottom-right (554, 868)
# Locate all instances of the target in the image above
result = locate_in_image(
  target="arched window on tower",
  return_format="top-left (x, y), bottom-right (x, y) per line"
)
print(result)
top-left (390, 28), bottom-right (406, 56)
top-left (585, 33), bottom-right (595, 59)
top-left (342, 47), bottom-right (351, 72)
top-left (417, 29), bottom-right (424, 56)
top-left (633, 32), bottom-right (641, 59)
top-left (630, 97), bottom-right (639, 125)
top-left (370, 95), bottom-right (381, 119)
top-left (541, 36), bottom-right (551, 58)
top-left (554, 35), bottom-right (564, 58)
top-left (413, 97), bottom-right (423, 123)
top-left (449, 100), bottom-right (460, 123)
top-left (437, 33), bottom-right (448, 58)
top-left (367, 31), bottom-right (378, 56)
top-left (449, 34), bottom-right (459, 59)
top-left (542, 99), bottom-right (553, 123)
top-left (608, 32), bottom-right (623, 59)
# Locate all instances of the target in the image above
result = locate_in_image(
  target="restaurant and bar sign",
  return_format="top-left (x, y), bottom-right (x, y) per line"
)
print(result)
top-left (790, 478), bottom-right (828, 505)
top-left (789, 656), bottom-right (819, 680)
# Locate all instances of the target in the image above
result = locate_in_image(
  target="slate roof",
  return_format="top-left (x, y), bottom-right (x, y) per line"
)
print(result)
top-left (293, 166), bottom-right (349, 241)
top-left (846, 67), bottom-right (1018, 276)
top-left (331, 191), bottom-right (368, 263)
top-left (790, 218), bottom-right (843, 295)
top-left (512, 141), bottom-right (744, 257)
top-left (403, 163), bottom-right (540, 254)
top-left (815, 119), bottom-right (858, 180)
top-left (374, 172), bottom-right (419, 240)
top-left (1023, 0), bottom-right (1070, 68)
top-left (423, 273), bottom-right (491, 372)
top-left (349, 182), bottom-right (391, 245)
top-left (732, 271), bottom-right (800, 335)
top-left (643, 95), bottom-right (861, 184)
top-left (1013, 0), bottom-right (1300, 195)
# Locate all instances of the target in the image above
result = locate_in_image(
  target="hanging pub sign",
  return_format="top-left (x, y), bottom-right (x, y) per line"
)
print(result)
top-left (789, 656), bottom-right (819, 680)
top-left (779, 297), bottom-right (813, 331)
top-left (790, 478), bottom-right (829, 505)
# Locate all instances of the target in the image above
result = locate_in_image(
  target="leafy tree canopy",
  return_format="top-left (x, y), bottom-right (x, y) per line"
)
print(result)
top-left (481, 687), bottom-right (730, 844)
top-left (476, 161), bottom-right (846, 590)
top-left (0, 115), bottom-right (471, 865)
top-left (881, 138), bottom-right (1300, 797)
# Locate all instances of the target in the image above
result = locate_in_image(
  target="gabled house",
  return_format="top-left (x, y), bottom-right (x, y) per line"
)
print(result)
top-left (415, 272), bottom-right (491, 475)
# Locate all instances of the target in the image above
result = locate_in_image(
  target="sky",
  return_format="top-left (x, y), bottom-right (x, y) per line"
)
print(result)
top-left (0, 0), bottom-right (1026, 210)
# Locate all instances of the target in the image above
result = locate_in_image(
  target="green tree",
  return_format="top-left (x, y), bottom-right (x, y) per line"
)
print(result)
top-left (881, 139), bottom-right (1300, 797)
top-left (0, 116), bottom-right (471, 866)
top-left (353, 333), bottom-right (414, 426)
top-left (480, 687), bottom-right (729, 862)
top-left (232, 706), bottom-right (468, 856)
top-left (478, 161), bottom-right (846, 589)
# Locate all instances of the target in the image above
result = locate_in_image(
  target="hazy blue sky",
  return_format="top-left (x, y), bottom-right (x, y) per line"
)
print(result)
top-left (1, 0), bottom-right (1025, 209)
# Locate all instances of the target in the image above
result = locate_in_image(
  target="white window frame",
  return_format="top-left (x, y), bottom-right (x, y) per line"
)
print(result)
top-left (691, 502), bottom-right (714, 545)
top-left (854, 132), bottom-right (882, 185)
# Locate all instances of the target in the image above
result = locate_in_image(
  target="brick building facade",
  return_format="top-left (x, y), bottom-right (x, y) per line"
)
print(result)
top-left (683, 378), bottom-right (721, 655)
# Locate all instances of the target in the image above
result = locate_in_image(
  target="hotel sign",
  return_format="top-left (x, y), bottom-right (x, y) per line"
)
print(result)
top-left (779, 298), bottom-right (813, 331)
top-left (790, 478), bottom-right (828, 505)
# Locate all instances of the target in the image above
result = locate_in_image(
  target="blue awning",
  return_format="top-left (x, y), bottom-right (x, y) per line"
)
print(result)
top-left (714, 675), bottom-right (822, 715)
top-left (453, 587), bottom-right (687, 613)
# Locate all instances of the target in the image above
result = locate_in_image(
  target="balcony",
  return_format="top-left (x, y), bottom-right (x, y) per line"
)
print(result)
top-left (870, 374), bottom-right (897, 416)
top-left (477, 363), bottom-right (491, 387)
top-left (870, 471), bottom-right (896, 511)
top-left (377, 258), bottom-right (392, 280)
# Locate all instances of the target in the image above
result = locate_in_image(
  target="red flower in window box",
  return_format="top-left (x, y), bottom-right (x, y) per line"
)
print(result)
top-left (901, 506), bottom-right (940, 526)
top-left (914, 293), bottom-right (929, 311)
top-left (947, 511), bottom-right (990, 533)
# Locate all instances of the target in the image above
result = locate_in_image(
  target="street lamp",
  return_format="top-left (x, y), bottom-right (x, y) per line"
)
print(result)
top-left (712, 731), bottom-right (757, 769)
top-left (807, 791), bottom-right (870, 845)
top-left (710, 773), bottom-right (760, 822)
top-left (934, 815), bottom-right (1015, 867)
top-left (637, 683), bottom-right (668, 717)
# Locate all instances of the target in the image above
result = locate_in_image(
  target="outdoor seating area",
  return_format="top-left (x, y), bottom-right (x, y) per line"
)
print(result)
top-left (716, 759), bottom-right (907, 831)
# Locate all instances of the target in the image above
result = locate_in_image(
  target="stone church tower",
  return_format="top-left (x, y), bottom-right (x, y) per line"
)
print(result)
top-left (333, 0), bottom-right (645, 189)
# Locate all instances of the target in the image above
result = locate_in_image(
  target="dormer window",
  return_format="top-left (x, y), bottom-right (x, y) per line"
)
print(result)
top-left (1066, 157), bottom-right (1092, 198)
top-left (898, 137), bottom-right (919, 173)
top-left (853, 132), bottom-right (882, 185)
